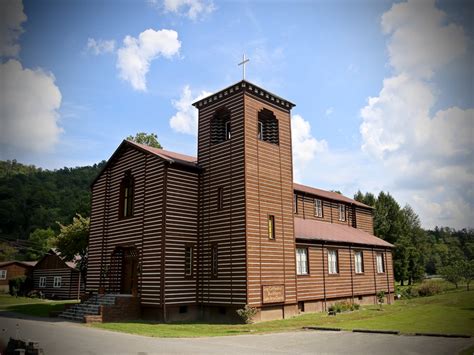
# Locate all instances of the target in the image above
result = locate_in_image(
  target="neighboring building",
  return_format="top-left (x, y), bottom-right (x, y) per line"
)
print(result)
top-left (86, 80), bottom-right (394, 322)
top-left (33, 249), bottom-right (82, 299)
top-left (0, 261), bottom-right (36, 293)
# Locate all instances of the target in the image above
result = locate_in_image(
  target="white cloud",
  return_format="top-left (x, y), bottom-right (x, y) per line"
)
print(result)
top-left (381, 0), bottom-right (467, 79)
top-left (325, 107), bottom-right (334, 116)
top-left (116, 29), bottom-right (181, 91)
top-left (0, 59), bottom-right (62, 154)
top-left (0, 0), bottom-right (27, 57)
top-left (169, 85), bottom-right (211, 135)
top-left (86, 38), bottom-right (116, 55)
top-left (358, 0), bottom-right (473, 228)
top-left (149, 0), bottom-right (215, 20)
top-left (291, 114), bottom-right (328, 182)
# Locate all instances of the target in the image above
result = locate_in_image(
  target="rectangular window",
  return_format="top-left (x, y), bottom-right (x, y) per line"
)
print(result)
top-left (315, 199), bottom-right (323, 217)
top-left (53, 276), bottom-right (62, 288)
top-left (217, 187), bottom-right (223, 210)
top-left (268, 215), bottom-right (275, 239)
top-left (185, 245), bottom-right (193, 276)
top-left (338, 204), bottom-right (346, 221)
top-left (294, 194), bottom-right (298, 214)
top-left (328, 250), bottom-right (339, 274)
top-left (376, 253), bottom-right (385, 273)
top-left (354, 251), bottom-right (364, 274)
top-left (296, 248), bottom-right (309, 275)
top-left (225, 120), bottom-right (231, 140)
top-left (39, 276), bottom-right (46, 288)
top-left (257, 121), bottom-right (264, 140)
top-left (0, 270), bottom-right (6, 280)
top-left (211, 243), bottom-right (218, 278)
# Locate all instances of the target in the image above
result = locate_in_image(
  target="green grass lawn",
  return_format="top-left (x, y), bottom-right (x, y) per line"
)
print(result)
top-left (92, 289), bottom-right (474, 338)
top-left (0, 294), bottom-right (78, 317)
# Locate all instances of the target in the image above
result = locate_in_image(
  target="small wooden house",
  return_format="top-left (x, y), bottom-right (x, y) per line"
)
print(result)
top-left (33, 249), bottom-right (82, 299)
top-left (0, 261), bottom-right (36, 293)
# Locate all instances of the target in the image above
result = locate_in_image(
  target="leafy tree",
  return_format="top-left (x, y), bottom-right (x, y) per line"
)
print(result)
top-left (126, 132), bottom-right (162, 148)
top-left (0, 242), bottom-right (17, 261)
top-left (54, 214), bottom-right (89, 283)
top-left (374, 191), bottom-right (403, 245)
top-left (460, 260), bottom-right (474, 291)
top-left (440, 262), bottom-right (463, 288)
top-left (354, 190), bottom-right (376, 207)
top-left (25, 228), bottom-right (56, 260)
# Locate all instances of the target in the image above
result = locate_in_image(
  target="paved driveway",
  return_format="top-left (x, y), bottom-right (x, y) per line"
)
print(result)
top-left (0, 312), bottom-right (472, 355)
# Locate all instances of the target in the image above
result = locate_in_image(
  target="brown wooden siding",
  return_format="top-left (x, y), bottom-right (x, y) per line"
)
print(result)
top-left (164, 166), bottom-right (198, 305)
top-left (294, 192), bottom-right (374, 234)
top-left (296, 243), bottom-right (394, 303)
top-left (198, 89), bottom-right (247, 306)
top-left (244, 93), bottom-right (296, 307)
top-left (0, 264), bottom-right (32, 288)
top-left (33, 268), bottom-right (80, 299)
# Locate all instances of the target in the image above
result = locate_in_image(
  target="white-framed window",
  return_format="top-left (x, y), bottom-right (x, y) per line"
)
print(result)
top-left (53, 276), bottom-right (62, 288)
top-left (39, 276), bottom-right (46, 288)
top-left (257, 121), bottom-right (264, 140)
top-left (0, 270), bottom-right (6, 280)
top-left (376, 253), bottom-right (385, 273)
top-left (296, 248), bottom-right (309, 275)
top-left (225, 120), bottom-right (231, 140)
top-left (354, 251), bottom-right (364, 274)
top-left (338, 204), bottom-right (346, 221)
top-left (315, 199), bottom-right (323, 217)
top-left (328, 250), bottom-right (339, 274)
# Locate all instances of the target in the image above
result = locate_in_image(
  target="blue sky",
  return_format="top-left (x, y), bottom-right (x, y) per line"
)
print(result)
top-left (1, 0), bottom-right (472, 229)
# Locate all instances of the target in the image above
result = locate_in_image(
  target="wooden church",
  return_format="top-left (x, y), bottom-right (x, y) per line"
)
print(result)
top-left (86, 80), bottom-right (394, 322)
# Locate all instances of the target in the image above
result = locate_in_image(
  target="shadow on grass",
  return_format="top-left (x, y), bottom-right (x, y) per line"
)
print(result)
top-left (2, 302), bottom-right (77, 319)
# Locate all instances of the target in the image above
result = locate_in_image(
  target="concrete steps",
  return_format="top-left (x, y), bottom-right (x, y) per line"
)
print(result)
top-left (59, 294), bottom-right (117, 322)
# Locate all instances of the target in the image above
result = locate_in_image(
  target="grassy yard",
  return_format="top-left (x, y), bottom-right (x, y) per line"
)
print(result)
top-left (0, 294), bottom-right (78, 317)
top-left (91, 289), bottom-right (474, 338)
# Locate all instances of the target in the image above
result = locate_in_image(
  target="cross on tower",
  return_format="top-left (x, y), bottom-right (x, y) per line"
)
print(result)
top-left (238, 54), bottom-right (250, 80)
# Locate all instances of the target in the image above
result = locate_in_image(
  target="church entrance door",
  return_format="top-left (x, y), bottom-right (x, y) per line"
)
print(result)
top-left (120, 248), bottom-right (139, 294)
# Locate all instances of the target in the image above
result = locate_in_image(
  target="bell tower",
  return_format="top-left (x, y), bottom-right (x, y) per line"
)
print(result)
top-left (193, 80), bottom-right (297, 320)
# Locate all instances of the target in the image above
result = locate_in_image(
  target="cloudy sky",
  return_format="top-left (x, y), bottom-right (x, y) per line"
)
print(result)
top-left (0, 0), bottom-right (472, 229)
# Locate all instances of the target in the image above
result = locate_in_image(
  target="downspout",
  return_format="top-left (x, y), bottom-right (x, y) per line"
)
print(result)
top-left (385, 249), bottom-right (391, 304)
top-left (161, 162), bottom-right (169, 322)
top-left (371, 248), bottom-right (377, 304)
top-left (349, 245), bottom-right (354, 304)
top-left (321, 242), bottom-right (327, 311)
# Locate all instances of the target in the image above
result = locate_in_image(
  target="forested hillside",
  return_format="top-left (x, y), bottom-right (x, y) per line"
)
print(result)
top-left (0, 160), bottom-right (105, 254)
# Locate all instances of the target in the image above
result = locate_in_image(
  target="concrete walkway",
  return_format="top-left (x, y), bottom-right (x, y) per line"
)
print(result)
top-left (0, 312), bottom-right (472, 355)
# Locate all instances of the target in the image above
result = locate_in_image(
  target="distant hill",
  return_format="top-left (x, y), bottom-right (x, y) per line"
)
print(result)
top-left (0, 160), bottom-right (105, 242)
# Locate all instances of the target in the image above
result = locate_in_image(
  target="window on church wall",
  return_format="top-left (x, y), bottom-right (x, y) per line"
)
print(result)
top-left (217, 187), bottom-right (224, 210)
top-left (211, 243), bottom-right (218, 278)
top-left (294, 194), bottom-right (298, 214)
top-left (354, 251), bottom-right (364, 274)
top-left (185, 245), bottom-right (193, 277)
top-left (328, 250), bottom-right (339, 274)
top-left (257, 108), bottom-right (279, 145)
top-left (296, 248), bottom-right (309, 275)
top-left (376, 253), bottom-right (385, 273)
top-left (268, 215), bottom-right (276, 239)
top-left (211, 108), bottom-right (231, 144)
top-left (315, 199), bottom-right (323, 218)
top-left (119, 170), bottom-right (134, 218)
top-left (338, 204), bottom-right (346, 221)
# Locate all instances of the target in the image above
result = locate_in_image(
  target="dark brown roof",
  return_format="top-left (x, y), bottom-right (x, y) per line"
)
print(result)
top-left (127, 141), bottom-right (197, 166)
top-left (294, 217), bottom-right (393, 248)
top-left (0, 260), bottom-right (37, 268)
top-left (294, 183), bottom-right (373, 209)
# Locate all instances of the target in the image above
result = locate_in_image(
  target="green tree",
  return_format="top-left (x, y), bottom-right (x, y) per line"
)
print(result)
top-left (54, 214), bottom-right (89, 283)
top-left (353, 190), bottom-right (376, 207)
top-left (0, 242), bottom-right (17, 261)
top-left (126, 132), bottom-right (162, 148)
top-left (25, 228), bottom-right (56, 260)
top-left (374, 191), bottom-right (403, 244)
top-left (440, 262), bottom-right (463, 288)
top-left (460, 260), bottom-right (474, 291)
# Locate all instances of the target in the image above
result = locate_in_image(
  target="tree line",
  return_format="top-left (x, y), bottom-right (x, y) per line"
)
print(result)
top-left (354, 191), bottom-right (473, 285)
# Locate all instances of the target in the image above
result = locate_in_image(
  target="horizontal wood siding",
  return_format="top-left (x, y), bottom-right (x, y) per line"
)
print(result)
top-left (355, 207), bottom-right (374, 234)
top-left (33, 269), bottom-right (79, 299)
top-left (198, 89), bottom-right (247, 305)
top-left (245, 93), bottom-right (296, 306)
top-left (164, 166), bottom-right (198, 305)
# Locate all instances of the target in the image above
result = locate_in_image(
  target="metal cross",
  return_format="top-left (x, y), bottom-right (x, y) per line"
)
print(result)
top-left (238, 54), bottom-right (250, 80)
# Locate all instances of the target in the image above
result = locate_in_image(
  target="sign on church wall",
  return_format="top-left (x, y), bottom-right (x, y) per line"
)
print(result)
top-left (262, 285), bottom-right (285, 304)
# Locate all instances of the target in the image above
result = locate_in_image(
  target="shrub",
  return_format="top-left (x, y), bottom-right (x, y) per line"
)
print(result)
top-left (236, 305), bottom-right (258, 324)
top-left (9, 276), bottom-right (33, 297)
top-left (415, 280), bottom-right (443, 297)
top-left (328, 301), bottom-right (359, 314)
top-left (376, 291), bottom-right (385, 308)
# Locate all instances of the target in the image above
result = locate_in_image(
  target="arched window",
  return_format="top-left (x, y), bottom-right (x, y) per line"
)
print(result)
top-left (119, 170), bottom-right (134, 218)
top-left (257, 108), bottom-right (279, 145)
top-left (211, 108), bottom-right (231, 144)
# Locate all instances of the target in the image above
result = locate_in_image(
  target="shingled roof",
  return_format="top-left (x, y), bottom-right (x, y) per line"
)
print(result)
top-left (293, 183), bottom-right (372, 209)
top-left (294, 217), bottom-right (393, 248)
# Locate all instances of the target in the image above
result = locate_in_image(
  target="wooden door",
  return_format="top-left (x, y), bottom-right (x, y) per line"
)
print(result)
top-left (121, 255), bottom-right (138, 294)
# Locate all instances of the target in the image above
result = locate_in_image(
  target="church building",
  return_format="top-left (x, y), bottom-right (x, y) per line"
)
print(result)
top-left (85, 80), bottom-right (394, 322)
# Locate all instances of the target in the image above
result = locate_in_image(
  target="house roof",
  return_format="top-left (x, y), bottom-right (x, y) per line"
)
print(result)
top-left (0, 260), bottom-right (37, 268)
top-left (294, 217), bottom-right (393, 248)
top-left (127, 141), bottom-right (197, 166)
top-left (37, 249), bottom-right (79, 270)
top-left (293, 183), bottom-right (373, 209)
